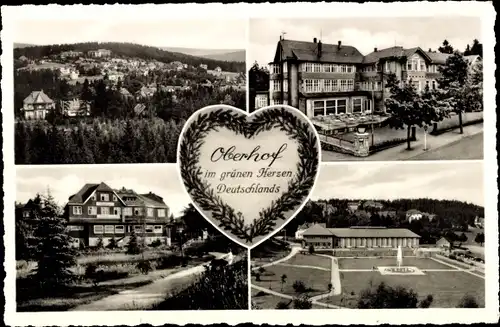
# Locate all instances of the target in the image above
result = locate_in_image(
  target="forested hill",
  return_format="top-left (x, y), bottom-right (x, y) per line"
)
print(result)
top-left (284, 198), bottom-right (484, 237)
top-left (13, 42), bottom-right (245, 72)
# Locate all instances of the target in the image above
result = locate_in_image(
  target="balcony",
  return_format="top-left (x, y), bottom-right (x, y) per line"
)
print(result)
top-left (96, 201), bottom-right (114, 206)
top-left (96, 214), bottom-right (121, 219)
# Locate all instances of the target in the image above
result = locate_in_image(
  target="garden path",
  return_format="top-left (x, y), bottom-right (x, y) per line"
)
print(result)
top-left (70, 252), bottom-right (229, 311)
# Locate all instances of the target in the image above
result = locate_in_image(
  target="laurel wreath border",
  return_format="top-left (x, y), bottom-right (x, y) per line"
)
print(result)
top-left (179, 107), bottom-right (319, 244)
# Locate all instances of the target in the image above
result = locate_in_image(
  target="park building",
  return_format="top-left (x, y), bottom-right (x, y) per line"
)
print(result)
top-left (301, 224), bottom-right (420, 249)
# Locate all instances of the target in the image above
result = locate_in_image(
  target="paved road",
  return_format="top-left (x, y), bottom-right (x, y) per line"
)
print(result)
top-left (410, 132), bottom-right (483, 160)
top-left (322, 124), bottom-right (483, 161)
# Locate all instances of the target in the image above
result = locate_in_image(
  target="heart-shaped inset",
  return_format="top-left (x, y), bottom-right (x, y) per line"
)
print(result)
top-left (177, 105), bottom-right (320, 248)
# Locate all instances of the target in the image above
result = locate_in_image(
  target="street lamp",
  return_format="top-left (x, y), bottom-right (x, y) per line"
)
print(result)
top-left (423, 124), bottom-right (428, 151)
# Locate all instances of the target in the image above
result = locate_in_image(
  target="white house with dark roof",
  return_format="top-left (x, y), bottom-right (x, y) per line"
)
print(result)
top-left (302, 224), bottom-right (420, 249)
top-left (65, 182), bottom-right (172, 248)
top-left (21, 90), bottom-right (55, 120)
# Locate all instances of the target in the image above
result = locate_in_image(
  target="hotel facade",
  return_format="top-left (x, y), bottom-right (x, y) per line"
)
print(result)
top-left (302, 224), bottom-right (420, 249)
top-left (261, 36), bottom-right (480, 116)
top-left (64, 182), bottom-right (172, 248)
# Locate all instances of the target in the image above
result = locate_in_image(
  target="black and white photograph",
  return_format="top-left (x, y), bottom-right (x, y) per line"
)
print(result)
top-left (13, 18), bottom-right (246, 165)
top-left (14, 164), bottom-right (248, 311)
top-left (251, 162), bottom-right (485, 309)
top-left (248, 17), bottom-right (484, 161)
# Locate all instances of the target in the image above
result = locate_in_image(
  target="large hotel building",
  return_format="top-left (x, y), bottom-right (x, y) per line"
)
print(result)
top-left (259, 36), bottom-right (479, 116)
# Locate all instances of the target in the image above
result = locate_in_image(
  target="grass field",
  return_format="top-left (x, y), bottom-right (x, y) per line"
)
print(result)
top-left (330, 257), bottom-right (485, 308)
top-left (283, 254), bottom-right (331, 270)
top-left (253, 264), bottom-right (331, 297)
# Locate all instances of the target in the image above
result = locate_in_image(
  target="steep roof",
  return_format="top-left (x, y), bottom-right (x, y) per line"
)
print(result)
top-left (363, 46), bottom-right (432, 64)
top-left (23, 90), bottom-right (54, 104)
top-left (425, 51), bottom-right (451, 65)
top-left (302, 224), bottom-right (333, 236)
top-left (275, 39), bottom-right (364, 64)
top-left (406, 209), bottom-right (422, 215)
top-left (68, 183), bottom-right (100, 203)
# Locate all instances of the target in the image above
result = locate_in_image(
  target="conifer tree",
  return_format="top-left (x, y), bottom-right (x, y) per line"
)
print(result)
top-left (127, 229), bottom-right (141, 255)
top-left (33, 193), bottom-right (77, 291)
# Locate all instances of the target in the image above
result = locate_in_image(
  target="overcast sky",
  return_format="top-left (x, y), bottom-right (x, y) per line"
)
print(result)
top-left (249, 17), bottom-right (481, 66)
top-left (310, 162), bottom-right (484, 207)
top-left (13, 19), bottom-right (246, 50)
top-left (16, 165), bottom-right (191, 217)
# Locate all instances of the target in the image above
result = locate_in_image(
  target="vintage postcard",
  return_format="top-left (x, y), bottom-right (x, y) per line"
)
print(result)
top-left (2, 2), bottom-right (498, 327)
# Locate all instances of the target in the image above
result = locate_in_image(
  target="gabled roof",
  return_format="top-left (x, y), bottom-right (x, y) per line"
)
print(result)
top-left (363, 46), bottom-right (432, 64)
top-left (302, 224), bottom-right (333, 236)
top-left (68, 183), bottom-right (100, 203)
top-left (425, 51), bottom-right (451, 65)
top-left (23, 90), bottom-right (54, 104)
top-left (274, 39), bottom-right (364, 64)
top-left (406, 209), bottom-right (422, 215)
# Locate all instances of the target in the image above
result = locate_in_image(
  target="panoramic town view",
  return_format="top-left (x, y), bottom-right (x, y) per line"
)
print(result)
top-left (15, 165), bottom-right (248, 311)
top-left (249, 17), bottom-right (483, 161)
top-left (251, 162), bottom-right (485, 309)
top-left (13, 19), bottom-right (246, 164)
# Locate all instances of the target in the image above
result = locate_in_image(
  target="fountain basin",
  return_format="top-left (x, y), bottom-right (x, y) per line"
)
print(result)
top-left (377, 266), bottom-right (425, 275)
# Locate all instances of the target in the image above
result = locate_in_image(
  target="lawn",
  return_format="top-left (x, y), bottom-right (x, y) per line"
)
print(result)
top-left (252, 264), bottom-right (331, 297)
top-left (338, 257), bottom-right (453, 270)
top-left (283, 254), bottom-right (331, 270)
top-left (324, 257), bottom-right (485, 308)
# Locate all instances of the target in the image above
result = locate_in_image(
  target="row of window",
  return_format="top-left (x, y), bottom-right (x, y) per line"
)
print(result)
top-left (72, 205), bottom-right (166, 217)
top-left (312, 98), bottom-right (371, 116)
top-left (92, 224), bottom-right (164, 234)
top-left (303, 79), bottom-right (355, 93)
top-left (301, 63), bottom-right (356, 73)
top-left (90, 193), bottom-right (117, 202)
top-left (409, 79), bottom-right (437, 92)
top-left (271, 63), bottom-right (288, 74)
top-left (270, 99), bottom-right (288, 106)
top-left (358, 81), bottom-right (382, 91)
top-left (255, 95), bottom-right (268, 109)
top-left (270, 79), bottom-right (288, 92)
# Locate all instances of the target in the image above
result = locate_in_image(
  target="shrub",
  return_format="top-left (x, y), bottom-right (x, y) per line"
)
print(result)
top-left (292, 280), bottom-right (307, 293)
top-left (153, 258), bottom-right (248, 310)
top-left (107, 237), bottom-right (118, 250)
top-left (136, 260), bottom-right (153, 275)
top-left (276, 300), bottom-right (291, 309)
top-left (149, 239), bottom-right (162, 248)
top-left (85, 263), bottom-right (98, 279)
top-left (156, 254), bottom-right (186, 269)
top-left (308, 244), bottom-right (315, 254)
top-left (293, 295), bottom-right (313, 309)
top-left (456, 294), bottom-right (479, 308)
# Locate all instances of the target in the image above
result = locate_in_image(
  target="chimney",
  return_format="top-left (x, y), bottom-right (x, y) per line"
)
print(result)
top-left (428, 48), bottom-right (432, 52)
top-left (374, 48), bottom-right (378, 52)
top-left (318, 40), bottom-right (322, 58)
top-left (313, 37), bottom-right (317, 44)
top-left (338, 41), bottom-right (342, 49)
top-left (280, 35), bottom-right (282, 41)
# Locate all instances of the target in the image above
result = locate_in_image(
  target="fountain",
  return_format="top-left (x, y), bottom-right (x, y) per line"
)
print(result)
top-left (377, 245), bottom-right (425, 275)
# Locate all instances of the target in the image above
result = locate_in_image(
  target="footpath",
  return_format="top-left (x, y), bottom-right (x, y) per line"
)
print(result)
top-left (71, 252), bottom-right (229, 311)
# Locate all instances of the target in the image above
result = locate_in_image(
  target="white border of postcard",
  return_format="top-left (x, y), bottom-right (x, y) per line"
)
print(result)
top-left (2, 2), bottom-right (498, 326)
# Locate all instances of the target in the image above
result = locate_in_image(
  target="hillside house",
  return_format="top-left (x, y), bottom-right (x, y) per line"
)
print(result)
top-left (199, 64), bottom-right (208, 70)
top-left (65, 182), bottom-right (172, 248)
top-left (436, 237), bottom-right (452, 249)
top-left (21, 90), bottom-right (55, 120)
top-left (474, 216), bottom-right (484, 228)
top-left (347, 201), bottom-right (360, 212)
top-left (406, 209), bottom-right (423, 222)
top-left (88, 49), bottom-right (112, 58)
top-left (60, 98), bottom-right (91, 117)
